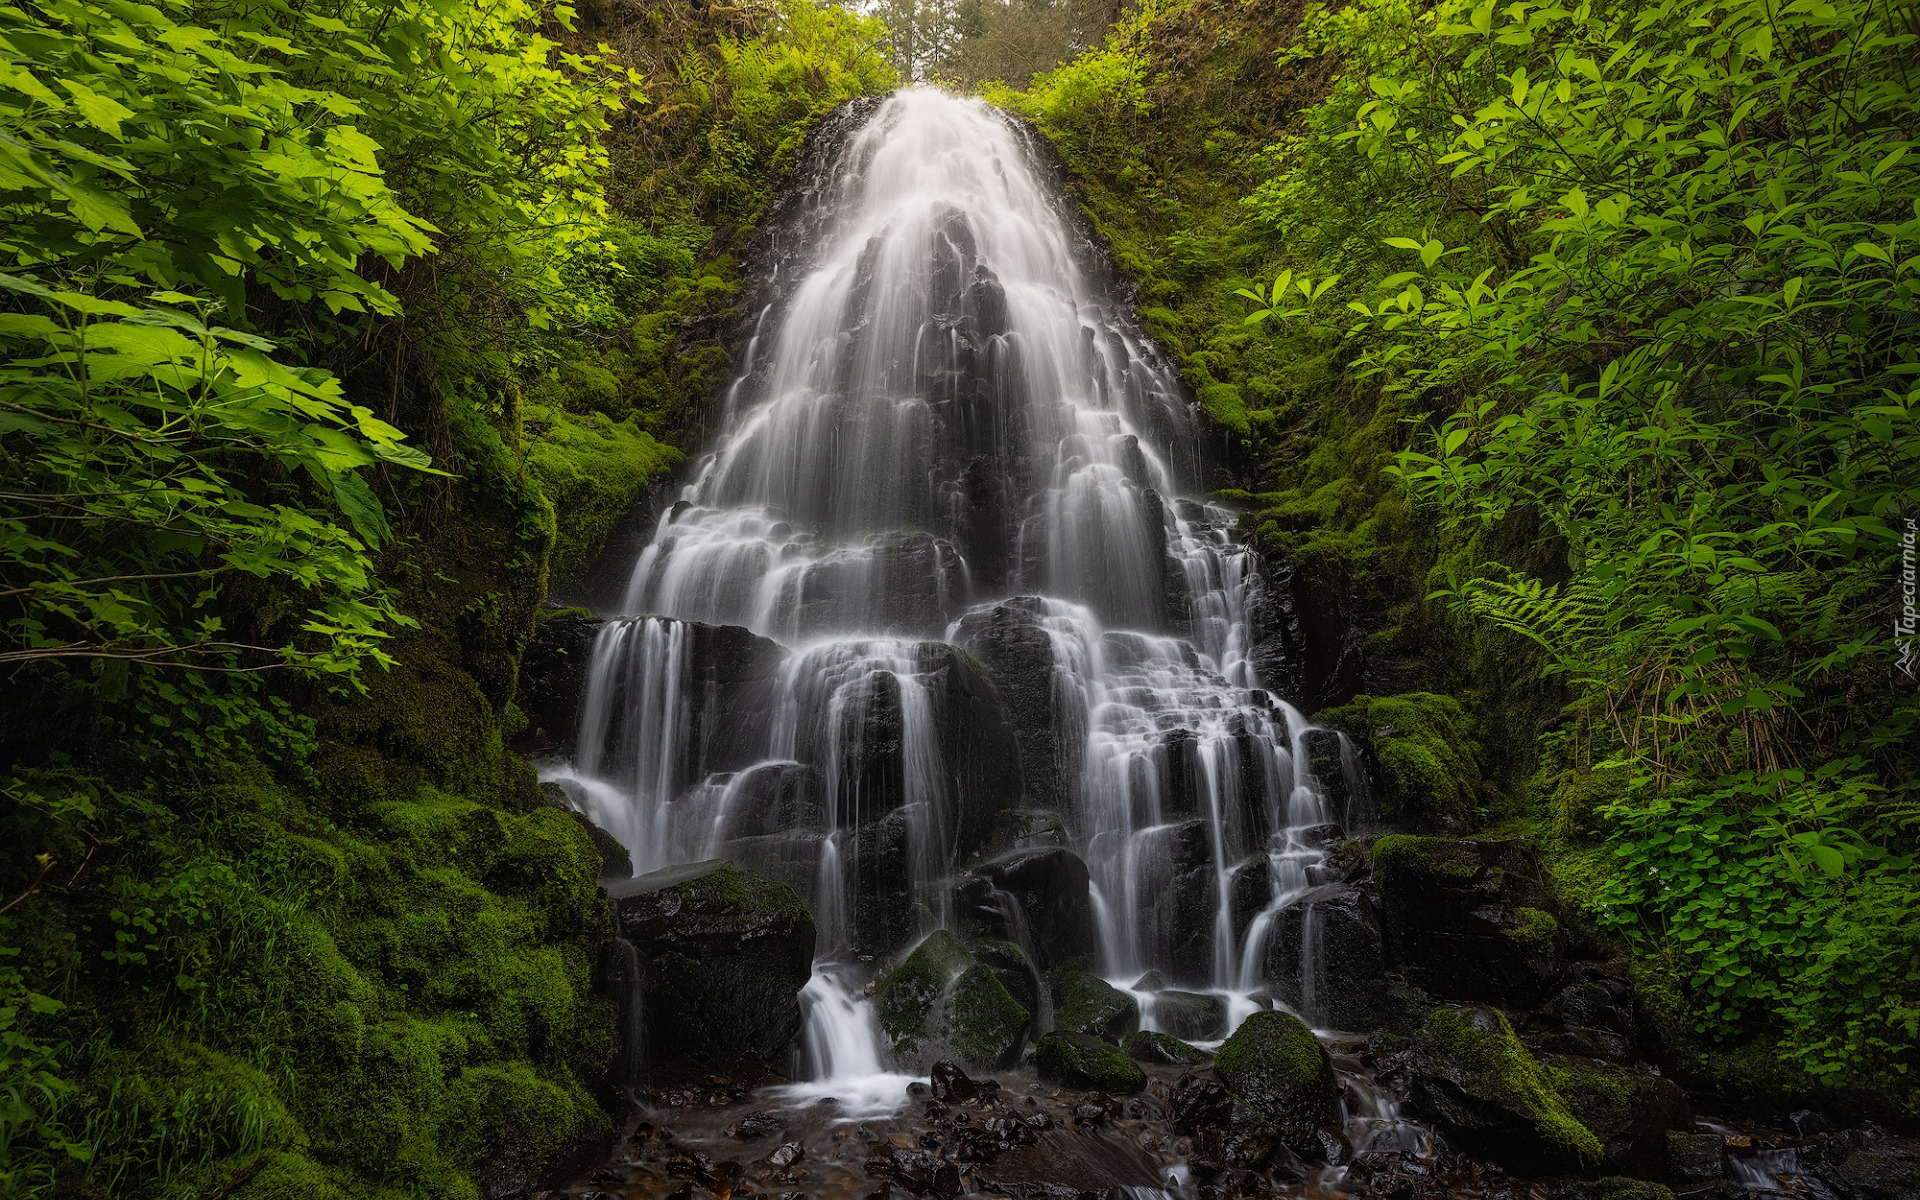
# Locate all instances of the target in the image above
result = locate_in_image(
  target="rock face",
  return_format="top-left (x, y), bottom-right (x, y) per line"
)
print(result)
top-left (1035, 1031), bottom-right (1146, 1093)
top-left (1404, 1004), bottom-right (1602, 1176)
top-left (951, 597), bottom-right (1076, 810)
top-left (1212, 1010), bottom-right (1340, 1158)
top-left (875, 930), bottom-right (1031, 1072)
top-left (1262, 882), bottom-right (1390, 1031)
top-left (1047, 968), bottom-right (1140, 1042)
top-left (953, 846), bottom-right (1096, 973)
top-left (1373, 835), bottom-right (1566, 1007)
top-left (512, 611), bottom-right (604, 756)
top-left (609, 860), bottom-right (816, 1072)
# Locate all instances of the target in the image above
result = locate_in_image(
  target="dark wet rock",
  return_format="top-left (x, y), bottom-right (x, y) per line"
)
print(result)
top-left (609, 860), bottom-right (815, 1071)
top-left (1151, 990), bottom-right (1226, 1042)
top-left (954, 847), bottom-right (1097, 972)
top-left (1213, 1010), bottom-right (1339, 1158)
top-left (511, 610), bottom-right (603, 756)
top-left (731, 1111), bottom-right (785, 1141)
top-left (876, 930), bottom-right (1030, 1071)
top-left (1528, 961), bottom-right (1641, 1062)
top-left (1036, 1031), bottom-right (1146, 1093)
top-left (1144, 819), bottom-right (1219, 984)
top-left (929, 1059), bottom-right (979, 1103)
top-left (1666, 1130), bottom-right (1723, 1184)
top-left (1372, 835), bottom-right (1566, 1007)
top-left (1403, 1003), bottom-right (1602, 1176)
top-left (1169, 1073), bottom-right (1236, 1134)
top-left (991, 808), bottom-right (1071, 851)
top-left (1262, 883), bottom-right (1390, 1031)
top-left (970, 1126), bottom-right (1165, 1196)
top-left (1825, 1132), bottom-right (1920, 1200)
top-left (1300, 728), bottom-right (1357, 828)
top-left (1121, 1030), bottom-right (1211, 1066)
top-left (764, 1140), bottom-right (804, 1170)
top-left (1048, 969), bottom-right (1140, 1042)
top-left (848, 807), bottom-right (919, 958)
top-left (863, 1144), bottom-right (961, 1199)
top-left (1541, 1055), bottom-right (1689, 1180)
top-left (953, 598), bottom-right (1076, 810)
top-left (712, 761), bottom-right (828, 840)
top-left (924, 642), bottom-right (1027, 858)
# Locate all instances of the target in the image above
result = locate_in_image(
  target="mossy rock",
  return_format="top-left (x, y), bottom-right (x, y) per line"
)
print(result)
top-left (1406, 1004), bottom-right (1602, 1175)
top-left (1152, 989), bottom-right (1227, 1041)
top-left (1313, 692), bottom-right (1484, 832)
top-left (1371, 836), bottom-right (1566, 1007)
top-left (1036, 1031), bottom-right (1146, 1093)
top-left (1213, 1010), bottom-right (1339, 1154)
top-left (1549, 1180), bottom-right (1676, 1200)
top-left (1048, 968), bottom-right (1140, 1042)
top-left (875, 930), bottom-right (1031, 1072)
top-left (1122, 1029), bottom-right (1211, 1066)
top-left (1544, 1054), bottom-right (1691, 1179)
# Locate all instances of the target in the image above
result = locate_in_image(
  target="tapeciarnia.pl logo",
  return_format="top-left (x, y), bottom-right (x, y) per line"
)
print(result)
top-left (1900, 516), bottom-right (1917, 679)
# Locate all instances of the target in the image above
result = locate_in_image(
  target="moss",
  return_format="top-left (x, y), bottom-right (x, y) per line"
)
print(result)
top-left (1035, 1031), bottom-right (1146, 1093)
top-left (1417, 1006), bottom-right (1602, 1165)
top-left (1047, 969), bottom-right (1140, 1042)
top-left (876, 931), bottom-right (1030, 1070)
top-left (1371, 833), bottom-right (1480, 880)
top-left (520, 401), bottom-right (681, 593)
top-left (1315, 692), bottom-right (1487, 830)
top-left (1213, 1010), bottom-right (1336, 1146)
top-left (1508, 907), bottom-right (1559, 953)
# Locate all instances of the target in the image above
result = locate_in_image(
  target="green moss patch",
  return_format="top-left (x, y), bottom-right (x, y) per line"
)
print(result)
top-left (1036, 1031), bottom-right (1146, 1093)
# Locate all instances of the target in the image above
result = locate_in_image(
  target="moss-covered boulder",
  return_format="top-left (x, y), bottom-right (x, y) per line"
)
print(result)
top-left (1035, 1031), bottom-right (1146, 1092)
top-left (1312, 692), bottom-right (1483, 832)
top-left (1213, 1010), bottom-right (1339, 1156)
top-left (1122, 1030), bottom-right (1211, 1066)
top-left (1405, 1004), bottom-right (1602, 1175)
top-left (1048, 968), bottom-right (1140, 1042)
top-left (875, 930), bottom-right (1031, 1072)
top-left (1372, 834), bottom-right (1566, 1006)
top-left (1543, 1055), bottom-right (1690, 1180)
top-left (610, 860), bottom-right (817, 1072)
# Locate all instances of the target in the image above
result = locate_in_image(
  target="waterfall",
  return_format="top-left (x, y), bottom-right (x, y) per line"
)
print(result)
top-left (550, 87), bottom-right (1353, 1092)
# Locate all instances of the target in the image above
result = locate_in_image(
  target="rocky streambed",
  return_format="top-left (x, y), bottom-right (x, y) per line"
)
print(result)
top-left (534, 846), bottom-right (1920, 1200)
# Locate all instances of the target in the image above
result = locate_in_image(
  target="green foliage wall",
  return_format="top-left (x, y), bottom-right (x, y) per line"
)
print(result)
top-left (0, 1), bottom-right (893, 1196)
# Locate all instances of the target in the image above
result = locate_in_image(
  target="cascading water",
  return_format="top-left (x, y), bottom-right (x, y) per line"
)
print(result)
top-left (547, 87), bottom-right (1371, 1105)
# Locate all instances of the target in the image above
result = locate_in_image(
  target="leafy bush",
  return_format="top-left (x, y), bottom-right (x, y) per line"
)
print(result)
top-left (1245, 0), bottom-right (1920, 1101)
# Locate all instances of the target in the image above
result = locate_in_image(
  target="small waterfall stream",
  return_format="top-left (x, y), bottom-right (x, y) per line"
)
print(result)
top-left (545, 87), bottom-right (1372, 1106)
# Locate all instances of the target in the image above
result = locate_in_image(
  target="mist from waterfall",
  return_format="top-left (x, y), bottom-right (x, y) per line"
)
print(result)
top-left (546, 87), bottom-right (1368, 1102)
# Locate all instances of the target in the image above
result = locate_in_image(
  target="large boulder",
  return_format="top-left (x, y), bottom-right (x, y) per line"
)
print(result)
top-left (1212, 1010), bottom-right (1340, 1158)
top-left (1035, 1031), bottom-right (1146, 1093)
top-left (1142, 818), bottom-right (1219, 984)
top-left (953, 846), bottom-right (1097, 972)
top-left (1261, 884), bottom-right (1391, 1031)
top-left (874, 930), bottom-right (1030, 1072)
top-left (1822, 1132), bottom-right (1920, 1200)
top-left (609, 860), bottom-right (816, 1073)
top-left (1404, 1004), bottom-right (1603, 1176)
top-left (1372, 835), bottom-right (1566, 1007)
top-left (1150, 989), bottom-right (1227, 1042)
top-left (511, 610), bottom-right (603, 756)
top-left (1542, 1055), bottom-right (1690, 1180)
top-left (1048, 969), bottom-right (1140, 1042)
